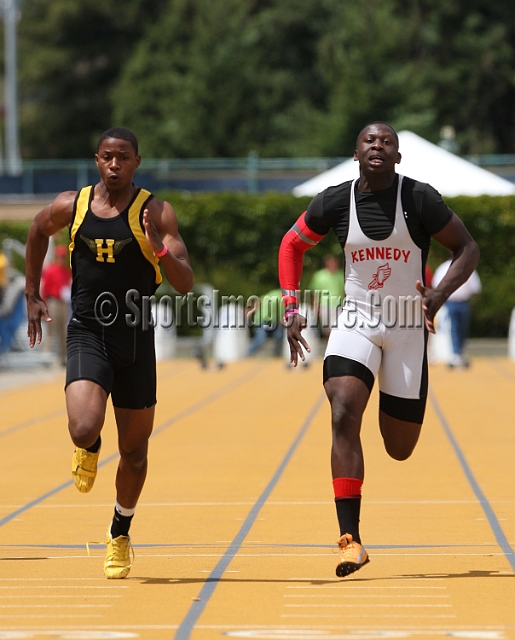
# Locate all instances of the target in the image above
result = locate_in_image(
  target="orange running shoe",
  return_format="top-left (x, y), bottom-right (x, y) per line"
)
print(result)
top-left (335, 533), bottom-right (370, 577)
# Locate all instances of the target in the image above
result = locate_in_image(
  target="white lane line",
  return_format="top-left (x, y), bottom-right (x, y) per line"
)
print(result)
top-left (287, 578), bottom-right (446, 583)
top-left (280, 614), bottom-right (457, 619)
top-left (286, 585), bottom-right (447, 589)
top-left (0, 604), bottom-right (111, 608)
top-left (0, 542), bottom-right (499, 549)
top-left (146, 552), bottom-right (327, 557)
top-left (3, 595), bottom-right (120, 599)
top-left (1, 552), bottom-right (333, 558)
top-left (284, 595), bottom-right (450, 598)
top-left (19, 552), bottom-right (331, 559)
top-left (0, 555), bottom-right (100, 560)
top-left (38, 549), bottom-right (496, 558)
top-left (366, 552), bottom-right (508, 557)
top-left (0, 614), bottom-right (104, 619)
top-left (3, 624), bottom-right (507, 631)
top-left (0, 577), bottom-right (119, 581)
top-left (283, 604), bottom-right (453, 608)
top-left (0, 578), bottom-right (129, 598)
top-left (188, 624), bottom-right (507, 632)
top-left (7, 498), bottom-right (513, 507)
top-left (0, 585), bottom-right (127, 589)
top-left (197, 569), bottom-right (240, 573)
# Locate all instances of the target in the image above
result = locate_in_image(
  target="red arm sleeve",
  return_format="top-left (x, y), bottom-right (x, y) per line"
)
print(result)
top-left (278, 211), bottom-right (325, 308)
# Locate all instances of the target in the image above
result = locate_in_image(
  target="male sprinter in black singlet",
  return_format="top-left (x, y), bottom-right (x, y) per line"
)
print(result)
top-left (25, 128), bottom-right (194, 578)
top-left (279, 122), bottom-right (479, 577)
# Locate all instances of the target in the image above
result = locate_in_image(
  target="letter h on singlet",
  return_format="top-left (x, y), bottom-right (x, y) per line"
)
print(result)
top-left (95, 239), bottom-right (115, 263)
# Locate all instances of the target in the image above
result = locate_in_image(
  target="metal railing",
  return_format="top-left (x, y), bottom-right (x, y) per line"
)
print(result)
top-left (0, 153), bottom-right (514, 195)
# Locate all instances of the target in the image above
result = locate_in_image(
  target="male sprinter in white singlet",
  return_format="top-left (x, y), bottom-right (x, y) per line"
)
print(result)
top-left (278, 122), bottom-right (479, 577)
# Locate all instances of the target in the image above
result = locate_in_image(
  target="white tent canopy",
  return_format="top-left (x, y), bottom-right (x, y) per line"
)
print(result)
top-left (292, 130), bottom-right (515, 198)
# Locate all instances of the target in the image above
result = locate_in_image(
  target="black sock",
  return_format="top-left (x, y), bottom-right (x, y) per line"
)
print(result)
top-left (335, 497), bottom-right (362, 544)
top-left (110, 507), bottom-right (133, 538)
top-left (86, 436), bottom-right (101, 453)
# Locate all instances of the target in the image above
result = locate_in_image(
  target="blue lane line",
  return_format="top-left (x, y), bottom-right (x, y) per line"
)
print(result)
top-left (0, 363), bottom-right (188, 440)
top-left (0, 366), bottom-right (262, 529)
top-left (174, 393), bottom-right (325, 640)
top-left (0, 451), bottom-right (120, 528)
top-left (430, 391), bottom-right (515, 572)
top-left (0, 408), bottom-right (66, 439)
top-left (149, 371), bottom-right (260, 440)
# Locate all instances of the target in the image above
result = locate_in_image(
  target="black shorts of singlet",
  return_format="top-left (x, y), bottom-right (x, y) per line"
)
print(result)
top-left (65, 318), bottom-right (157, 410)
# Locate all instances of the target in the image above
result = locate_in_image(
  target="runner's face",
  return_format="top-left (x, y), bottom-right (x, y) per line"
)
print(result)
top-left (95, 138), bottom-right (141, 191)
top-left (354, 125), bottom-right (401, 175)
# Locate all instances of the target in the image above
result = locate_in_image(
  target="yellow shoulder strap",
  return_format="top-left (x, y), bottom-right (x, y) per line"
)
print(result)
top-left (128, 189), bottom-right (163, 285)
top-left (69, 186), bottom-right (92, 255)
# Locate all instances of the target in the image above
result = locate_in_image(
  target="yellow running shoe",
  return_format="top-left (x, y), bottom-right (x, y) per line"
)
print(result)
top-left (104, 531), bottom-right (133, 579)
top-left (335, 533), bottom-right (370, 577)
top-left (71, 447), bottom-right (100, 493)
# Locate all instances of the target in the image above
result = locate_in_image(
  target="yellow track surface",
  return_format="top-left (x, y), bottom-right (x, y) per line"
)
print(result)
top-left (0, 357), bottom-right (514, 640)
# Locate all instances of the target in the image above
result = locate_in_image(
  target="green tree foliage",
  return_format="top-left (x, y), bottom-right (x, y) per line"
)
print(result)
top-left (14, 0), bottom-right (515, 158)
top-left (102, 0), bottom-right (515, 157)
top-left (163, 190), bottom-right (313, 295)
top-left (317, 0), bottom-right (515, 154)
top-left (314, 0), bottom-right (434, 155)
top-left (0, 221), bottom-right (30, 245)
top-left (113, 0), bottom-right (333, 157)
top-left (17, 0), bottom-right (167, 158)
top-left (396, 0), bottom-right (515, 154)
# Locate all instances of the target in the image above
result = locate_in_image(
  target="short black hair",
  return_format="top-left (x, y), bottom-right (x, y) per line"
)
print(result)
top-left (96, 127), bottom-right (139, 154)
top-left (356, 122), bottom-right (399, 147)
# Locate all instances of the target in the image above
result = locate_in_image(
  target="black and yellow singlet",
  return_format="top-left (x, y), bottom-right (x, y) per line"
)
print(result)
top-left (68, 185), bottom-right (162, 328)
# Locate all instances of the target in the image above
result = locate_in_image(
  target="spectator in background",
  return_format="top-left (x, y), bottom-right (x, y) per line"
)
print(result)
top-left (0, 250), bottom-right (27, 354)
top-left (433, 258), bottom-right (482, 368)
top-left (309, 255), bottom-right (344, 339)
top-left (247, 288), bottom-right (283, 357)
top-left (0, 250), bottom-right (8, 305)
top-left (41, 244), bottom-right (72, 366)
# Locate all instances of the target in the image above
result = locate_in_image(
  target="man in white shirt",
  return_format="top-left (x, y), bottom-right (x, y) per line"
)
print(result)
top-left (433, 259), bottom-right (482, 367)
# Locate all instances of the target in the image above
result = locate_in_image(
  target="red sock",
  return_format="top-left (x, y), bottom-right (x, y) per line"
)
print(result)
top-left (333, 477), bottom-right (363, 499)
top-left (333, 477), bottom-right (363, 543)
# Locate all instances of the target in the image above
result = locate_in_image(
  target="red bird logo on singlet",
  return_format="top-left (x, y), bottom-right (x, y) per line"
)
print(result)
top-left (368, 263), bottom-right (392, 290)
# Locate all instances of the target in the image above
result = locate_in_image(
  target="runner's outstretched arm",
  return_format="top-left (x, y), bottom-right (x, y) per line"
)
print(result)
top-left (143, 201), bottom-right (194, 295)
top-left (279, 211), bottom-right (324, 365)
top-left (416, 213), bottom-right (479, 333)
